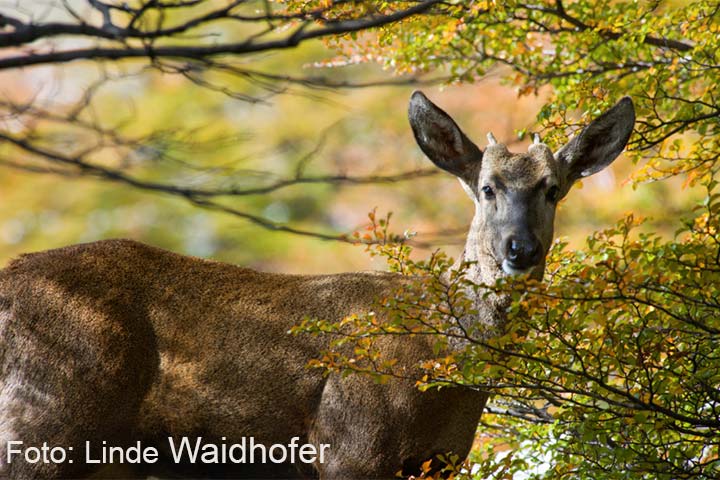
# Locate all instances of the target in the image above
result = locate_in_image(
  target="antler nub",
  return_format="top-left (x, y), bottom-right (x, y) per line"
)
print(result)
top-left (486, 132), bottom-right (497, 146)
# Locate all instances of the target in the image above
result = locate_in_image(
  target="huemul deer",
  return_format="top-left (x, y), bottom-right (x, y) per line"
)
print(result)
top-left (0, 92), bottom-right (634, 479)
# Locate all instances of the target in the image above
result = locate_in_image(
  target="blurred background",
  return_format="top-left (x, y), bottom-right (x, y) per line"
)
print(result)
top-left (0, 11), bottom-right (703, 274)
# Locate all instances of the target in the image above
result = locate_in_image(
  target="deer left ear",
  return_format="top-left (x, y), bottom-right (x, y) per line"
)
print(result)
top-left (408, 91), bottom-right (482, 186)
top-left (555, 97), bottom-right (635, 185)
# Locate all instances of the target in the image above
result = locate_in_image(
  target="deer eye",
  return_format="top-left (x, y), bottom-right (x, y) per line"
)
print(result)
top-left (547, 185), bottom-right (560, 203)
top-left (481, 185), bottom-right (495, 199)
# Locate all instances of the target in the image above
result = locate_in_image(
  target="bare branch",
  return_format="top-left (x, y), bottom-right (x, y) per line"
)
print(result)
top-left (0, 1), bottom-right (451, 246)
top-left (0, 1), bottom-right (442, 70)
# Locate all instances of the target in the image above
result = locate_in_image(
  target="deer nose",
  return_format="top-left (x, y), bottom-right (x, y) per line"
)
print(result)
top-left (504, 235), bottom-right (542, 269)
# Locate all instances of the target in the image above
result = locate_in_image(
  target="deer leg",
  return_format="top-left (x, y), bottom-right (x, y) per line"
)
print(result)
top-left (0, 304), bottom-right (157, 479)
top-left (309, 375), bottom-right (402, 480)
top-left (0, 366), bottom-right (81, 479)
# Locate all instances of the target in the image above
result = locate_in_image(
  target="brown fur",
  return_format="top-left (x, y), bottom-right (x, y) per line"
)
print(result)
top-left (0, 240), bottom-right (484, 479)
top-left (0, 92), bottom-right (634, 479)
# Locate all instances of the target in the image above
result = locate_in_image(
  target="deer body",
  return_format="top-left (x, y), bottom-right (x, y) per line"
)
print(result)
top-left (0, 239), bottom-right (484, 479)
top-left (0, 92), bottom-right (634, 479)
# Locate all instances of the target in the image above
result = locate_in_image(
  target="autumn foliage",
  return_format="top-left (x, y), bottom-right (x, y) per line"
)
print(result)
top-left (294, 1), bottom-right (720, 478)
top-left (296, 192), bottom-right (719, 478)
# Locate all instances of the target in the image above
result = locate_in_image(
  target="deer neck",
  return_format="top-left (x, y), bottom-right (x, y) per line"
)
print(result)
top-left (452, 214), bottom-right (511, 339)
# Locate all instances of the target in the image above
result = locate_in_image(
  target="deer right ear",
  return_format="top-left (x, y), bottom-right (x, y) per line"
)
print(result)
top-left (555, 96), bottom-right (635, 187)
top-left (408, 91), bottom-right (482, 185)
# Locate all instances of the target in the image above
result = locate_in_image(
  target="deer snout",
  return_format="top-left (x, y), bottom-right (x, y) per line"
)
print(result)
top-left (502, 234), bottom-right (542, 275)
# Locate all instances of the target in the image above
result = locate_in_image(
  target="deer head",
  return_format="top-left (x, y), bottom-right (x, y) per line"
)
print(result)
top-left (408, 92), bottom-right (635, 279)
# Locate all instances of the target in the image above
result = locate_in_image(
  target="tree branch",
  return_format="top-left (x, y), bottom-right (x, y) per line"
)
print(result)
top-left (0, 1), bottom-right (441, 70)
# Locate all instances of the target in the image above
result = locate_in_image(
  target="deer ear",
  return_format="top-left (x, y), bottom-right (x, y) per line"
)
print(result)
top-left (408, 91), bottom-right (482, 185)
top-left (556, 97), bottom-right (635, 185)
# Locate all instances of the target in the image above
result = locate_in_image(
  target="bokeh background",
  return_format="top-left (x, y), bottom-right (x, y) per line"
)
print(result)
top-left (0, 40), bottom-right (703, 273)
